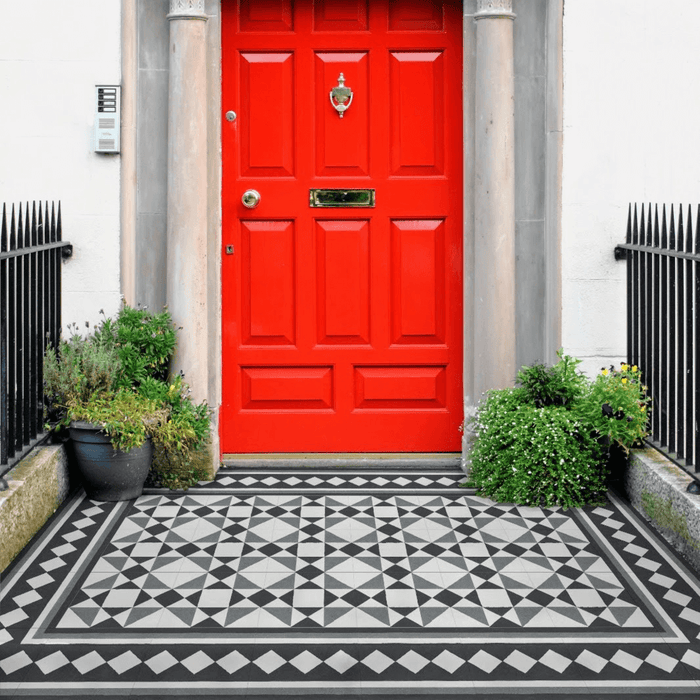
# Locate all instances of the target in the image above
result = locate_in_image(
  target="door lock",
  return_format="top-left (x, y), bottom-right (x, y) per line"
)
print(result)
top-left (242, 189), bottom-right (261, 208)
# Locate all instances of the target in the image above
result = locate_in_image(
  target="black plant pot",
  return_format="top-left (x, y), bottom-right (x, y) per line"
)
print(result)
top-left (69, 421), bottom-right (153, 501)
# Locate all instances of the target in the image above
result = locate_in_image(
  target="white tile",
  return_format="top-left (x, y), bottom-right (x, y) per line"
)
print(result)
top-left (397, 651), bottom-right (430, 673)
top-left (108, 651), bottom-right (141, 675)
top-left (432, 650), bottom-right (464, 674)
top-left (0, 651), bottom-right (32, 675)
top-left (680, 608), bottom-right (700, 626)
top-left (72, 651), bottom-right (105, 674)
top-left (645, 649), bottom-right (678, 673)
top-left (325, 650), bottom-right (358, 674)
top-left (538, 650), bottom-right (571, 673)
top-left (181, 651), bottom-right (214, 674)
top-left (649, 572), bottom-right (676, 588)
top-left (217, 650), bottom-right (249, 674)
top-left (51, 543), bottom-right (77, 557)
top-left (504, 650), bottom-right (537, 673)
top-left (362, 650), bottom-right (394, 673)
top-left (663, 589), bottom-right (692, 607)
top-left (40, 557), bottom-right (66, 573)
top-left (566, 588), bottom-right (605, 607)
top-left (26, 573), bottom-right (54, 589)
top-left (102, 588), bottom-right (141, 608)
top-left (0, 630), bottom-right (12, 645)
top-left (575, 650), bottom-right (608, 673)
top-left (36, 651), bottom-right (69, 675)
top-left (11, 590), bottom-right (41, 608)
top-left (254, 650), bottom-right (286, 674)
top-left (477, 589), bottom-right (512, 608)
top-left (468, 650), bottom-right (501, 673)
top-left (290, 651), bottom-right (322, 674)
top-left (0, 609), bottom-right (29, 627)
top-left (145, 651), bottom-right (178, 674)
top-left (680, 649), bottom-right (700, 670)
top-left (610, 650), bottom-right (643, 673)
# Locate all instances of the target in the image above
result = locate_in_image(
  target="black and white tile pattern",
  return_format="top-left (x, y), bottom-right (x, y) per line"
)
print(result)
top-left (1, 468), bottom-right (699, 698)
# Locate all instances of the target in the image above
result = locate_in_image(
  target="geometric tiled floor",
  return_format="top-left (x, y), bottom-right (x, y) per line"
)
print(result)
top-left (2, 468), bottom-right (700, 698)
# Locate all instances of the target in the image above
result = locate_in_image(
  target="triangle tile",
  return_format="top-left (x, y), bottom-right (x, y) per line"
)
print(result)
top-left (157, 609), bottom-right (191, 628)
top-left (355, 607), bottom-right (390, 627)
top-left (324, 607), bottom-right (354, 626)
top-left (124, 607), bottom-right (162, 627)
top-left (411, 573), bottom-right (445, 589)
top-left (547, 606), bottom-right (587, 626)
top-left (67, 606), bottom-right (101, 627)
top-left (358, 574), bottom-right (385, 590)
top-left (452, 606), bottom-right (489, 626)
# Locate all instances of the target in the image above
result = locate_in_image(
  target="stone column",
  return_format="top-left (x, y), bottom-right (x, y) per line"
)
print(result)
top-left (473, 0), bottom-right (516, 397)
top-left (166, 0), bottom-right (208, 403)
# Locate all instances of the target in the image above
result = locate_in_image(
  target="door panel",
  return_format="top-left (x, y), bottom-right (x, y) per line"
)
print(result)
top-left (316, 220), bottom-right (370, 345)
top-left (222, 0), bottom-right (463, 453)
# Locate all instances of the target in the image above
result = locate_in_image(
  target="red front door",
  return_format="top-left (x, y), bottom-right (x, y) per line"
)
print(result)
top-left (221, 0), bottom-right (463, 453)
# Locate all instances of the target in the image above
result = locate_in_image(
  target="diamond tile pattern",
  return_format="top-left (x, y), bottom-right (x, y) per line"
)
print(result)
top-left (0, 468), bottom-right (699, 698)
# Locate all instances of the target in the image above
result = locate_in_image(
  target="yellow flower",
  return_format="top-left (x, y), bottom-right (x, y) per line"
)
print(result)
top-left (641, 406), bottom-right (646, 411)
top-left (621, 363), bottom-right (628, 371)
top-left (632, 365), bottom-right (638, 372)
top-left (601, 369), bottom-right (609, 376)
top-left (621, 377), bottom-right (628, 384)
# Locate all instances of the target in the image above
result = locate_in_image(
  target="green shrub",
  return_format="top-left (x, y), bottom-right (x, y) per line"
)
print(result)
top-left (468, 389), bottom-right (606, 508)
top-left (466, 353), bottom-right (651, 508)
top-left (516, 352), bottom-right (588, 408)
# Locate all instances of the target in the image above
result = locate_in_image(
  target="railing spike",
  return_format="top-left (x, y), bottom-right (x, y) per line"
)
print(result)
top-left (626, 204), bottom-right (632, 244)
top-left (669, 203), bottom-right (676, 248)
top-left (1, 204), bottom-right (6, 253)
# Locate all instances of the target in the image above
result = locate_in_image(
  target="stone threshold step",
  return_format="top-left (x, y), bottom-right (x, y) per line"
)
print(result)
top-left (222, 453), bottom-right (462, 470)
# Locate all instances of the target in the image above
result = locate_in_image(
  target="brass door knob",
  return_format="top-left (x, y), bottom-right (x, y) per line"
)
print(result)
top-left (242, 189), bottom-right (261, 208)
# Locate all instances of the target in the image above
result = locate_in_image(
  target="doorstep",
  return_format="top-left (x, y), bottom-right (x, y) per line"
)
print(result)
top-left (222, 452), bottom-right (462, 470)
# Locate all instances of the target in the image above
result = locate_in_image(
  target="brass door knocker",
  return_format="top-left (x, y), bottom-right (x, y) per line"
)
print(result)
top-left (330, 73), bottom-right (353, 118)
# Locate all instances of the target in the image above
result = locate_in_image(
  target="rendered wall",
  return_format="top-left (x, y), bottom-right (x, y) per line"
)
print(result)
top-left (0, 0), bottom-right (122, 328)
top-left (561, 0), bottom-right (700, 376)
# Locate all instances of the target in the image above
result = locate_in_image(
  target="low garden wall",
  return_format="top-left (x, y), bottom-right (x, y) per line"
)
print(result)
top-left (0, 445), bottom-right (72, 573)
top-left (623, 447), bottom-right (700, 572)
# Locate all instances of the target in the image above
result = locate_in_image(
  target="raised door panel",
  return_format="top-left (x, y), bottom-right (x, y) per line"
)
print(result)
top-left (313, 0), bottom-right (368, 31)
top-left (316, 220), bottom-right (370, 345)
top-left (390, 52), bottom-right (444, 177)
top-left (241, 221), bottom-right (296, 345)
top-left (354, 366), bottom-right (446, 409)
top-left (242, 367), bottom-right (333, 410)
top-left (315, 52), bottom-right (368, 176)
top-left (388, 1), bottom-right (443, 31)
top-left (239, 0), bottom-right (294, 32)
top-left (391, 219), bottom-right (445, 345)
top-left (240, 53), bottom-right (295, 177)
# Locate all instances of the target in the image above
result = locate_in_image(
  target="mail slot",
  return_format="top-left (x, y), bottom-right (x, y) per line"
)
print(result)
top-left (309, 189), bottom-right (376, 207)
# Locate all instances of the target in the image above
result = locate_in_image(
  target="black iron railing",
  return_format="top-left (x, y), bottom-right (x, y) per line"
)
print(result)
top-left (615, 203), bottom-right (699, 486)
top-left (0, 202), bottom-right (72, 480)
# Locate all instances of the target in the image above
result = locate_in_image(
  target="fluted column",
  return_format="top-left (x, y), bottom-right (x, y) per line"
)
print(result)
top-left (166, 0), bottom-right (208, 403)
top-left (473, 0), bottom-right (516, 397)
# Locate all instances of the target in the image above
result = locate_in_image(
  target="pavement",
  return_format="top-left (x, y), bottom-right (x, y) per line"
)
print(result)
top-left (1, 466), bottom-right (699, 699)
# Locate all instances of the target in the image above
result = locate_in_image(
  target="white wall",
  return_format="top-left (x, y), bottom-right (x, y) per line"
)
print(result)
top-left (561, 0), bottom-right (700, 377)
top-left (0, 0), bottom-right (122, 330)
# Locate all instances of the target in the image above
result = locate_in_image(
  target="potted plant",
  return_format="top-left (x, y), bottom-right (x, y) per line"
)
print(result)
top-left (44, 305), bottom-right (210, 501)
